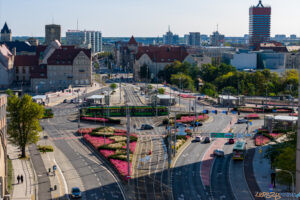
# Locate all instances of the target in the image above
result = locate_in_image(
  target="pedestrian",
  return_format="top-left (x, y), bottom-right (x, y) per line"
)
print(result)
top-left (17, 175), bottom-right (20, 184)
top-left (20, 175), bottom-right (23, 183)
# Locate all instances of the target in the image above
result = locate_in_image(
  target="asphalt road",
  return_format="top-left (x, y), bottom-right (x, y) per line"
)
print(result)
top-left (172, 113), bottom-right (232, 200)
top-left (41, 87), bottom-right (126, 200)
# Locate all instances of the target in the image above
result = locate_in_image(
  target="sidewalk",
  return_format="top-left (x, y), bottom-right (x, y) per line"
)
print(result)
top-left (7, 143), bottom-right (36, 200)
top-left (28, 145), bottom-right (52, 200)
top-left (37, 138), bottom-right (68, 200)
top-left (47, 82), bottom-right (102, 107)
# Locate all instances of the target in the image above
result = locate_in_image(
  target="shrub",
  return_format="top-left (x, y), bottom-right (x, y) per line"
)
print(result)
top-left (37, 145), bottom-right (54, 152)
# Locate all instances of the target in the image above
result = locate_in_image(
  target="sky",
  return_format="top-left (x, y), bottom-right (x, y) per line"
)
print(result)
top-left (1, 0), bottom-right (300, 37)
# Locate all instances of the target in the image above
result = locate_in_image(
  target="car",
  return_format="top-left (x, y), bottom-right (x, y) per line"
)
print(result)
top-left (213, 149), bottom-right (225, 157)
top-left (141, 124), bottom-right (154, 130)
top-left (237, 118), bottom-right (248, 124)
top-left (228, 138), bottom-right (235, 144)
top-left (203, 137), bottom-right (210, 143)
top-left (195, 136), bottom-right (201, 142)
top-left (63, 99), bottom-right (68, 103)
top-left (70, 99), bottom-right (74, 104)
top-left (70, 187), bottom-right (81, 199)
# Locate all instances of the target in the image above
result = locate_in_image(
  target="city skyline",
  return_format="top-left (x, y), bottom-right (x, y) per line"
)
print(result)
top-left (1, 0), bottom-right (300, 37)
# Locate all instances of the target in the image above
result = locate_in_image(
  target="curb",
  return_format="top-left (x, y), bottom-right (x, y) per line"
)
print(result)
top-left (28, 148), bottom-right (38, 200)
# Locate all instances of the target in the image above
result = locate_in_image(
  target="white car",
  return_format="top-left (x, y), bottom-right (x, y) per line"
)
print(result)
top-left (213, 149), bottom-right (225, 157)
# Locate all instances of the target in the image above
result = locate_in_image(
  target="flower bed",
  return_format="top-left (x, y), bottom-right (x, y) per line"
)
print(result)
top-left (81, 116), bottom-right (109, 122)
top-left (255, 135), bottom-right (270, 146)
top-left (289, 113), bottom-right (298, 116)
top-left (83, 134), bottom-right (114, 149)
top-left (176, 115), bottom-right (208, 123)
top-left (245, 114), bottom-right (260, 119)
top-left (179, 94), bottom-right (195, 99)
top-left (83, 127), bottom-right (138, 181)
top-left (236, 107), bottom-right (293, 113)
top-left (77, 128), bottom-right (94, 135)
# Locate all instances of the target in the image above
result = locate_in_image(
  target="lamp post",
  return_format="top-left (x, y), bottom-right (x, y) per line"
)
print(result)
top-left (275, 168), bottom-right (295, 193)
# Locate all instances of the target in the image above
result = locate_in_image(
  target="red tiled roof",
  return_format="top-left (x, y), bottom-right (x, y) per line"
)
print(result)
top-left (136, 46), bottom-right (189, 63)
top-left (14, 55), bottom-right (38, 66)
top-left (47, 46), bottom-right (91, 65)
top-left (128, 36), bottom-right (137, 45)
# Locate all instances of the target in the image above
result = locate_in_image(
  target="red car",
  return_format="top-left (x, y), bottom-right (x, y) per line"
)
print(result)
top-left (228, 138), bottom-right (235, 144)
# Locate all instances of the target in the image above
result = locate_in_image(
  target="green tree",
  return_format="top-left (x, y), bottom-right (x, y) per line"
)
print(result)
top-left (158, 88), bottom-right (165, 94)
top-left (139, 64), bottom-right (151, 80)
top-left (110, 83), bottom-right (117, 91)
top-left (7, 94), bottom-right (44, 158)
top-left (200, 82), bottom-right (217, 97)
top-left (170, 73), bottom-right (195, 91)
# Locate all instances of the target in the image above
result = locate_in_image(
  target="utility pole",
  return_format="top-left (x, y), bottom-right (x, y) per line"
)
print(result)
top-left (119, 76), bottom-right (122, 103)
top-left (193, 98), bottom-right (197, 132)
top-left (126, 95), bottom-right (131, 183)
top-left (189, 99), bottom-right (191, 116)
top-left (77, 92), bottom-right (81, 131)
top-left (174, 111), bottom-right (177, 157)
top-left (296, 69), bottom-right (300, 193)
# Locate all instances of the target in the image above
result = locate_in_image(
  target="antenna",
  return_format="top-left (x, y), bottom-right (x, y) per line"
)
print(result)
top-left (77, 19), bottom-right (79, 30)
top-left (257, 0), bottom-right (264, 7)
top-left (168, 25), bottom-right (170, 32)
top-left (217, 24), bottom-right (218, 32)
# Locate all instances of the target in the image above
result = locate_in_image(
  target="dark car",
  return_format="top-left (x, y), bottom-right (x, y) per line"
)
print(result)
top-left (70, 187), bottom-right (81, 199)
top-left (63, 99), bottom-right (68, 103)
top-left (237, 118), bottom-right (248, 124)
top-left (70, 99), bottom-right (74, 104)
top-left (141, 124), bottom-right (154, 130)
top-left (228, 138), bottom-right (235, 144)
top-left (204, 137), bottom-right (210, 143)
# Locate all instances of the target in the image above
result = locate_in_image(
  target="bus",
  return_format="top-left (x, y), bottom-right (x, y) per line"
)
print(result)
top-left (232, 140), bottom-right (246, 160)
top-left (81, 106), bottom-right (169, 117)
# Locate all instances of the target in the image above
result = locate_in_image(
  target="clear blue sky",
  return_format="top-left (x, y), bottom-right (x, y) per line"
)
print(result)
top-left (1, 0), bottom-right (300, 37)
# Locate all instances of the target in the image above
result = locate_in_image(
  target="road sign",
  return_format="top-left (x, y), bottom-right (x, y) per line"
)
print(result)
top-left (249, 122), bottom-right (253, 126)
top-left (259, 148), bottom-right (262, 154)
top-left (246, 133), bottom-right (252, 137)
top-left (210, 132), bottom-right (234, 139)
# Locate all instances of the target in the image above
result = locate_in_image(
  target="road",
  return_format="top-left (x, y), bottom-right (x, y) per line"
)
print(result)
top-left (172, 113), bottom-right (232, 200)
top-left (40, 87), bottom-right (126, 200)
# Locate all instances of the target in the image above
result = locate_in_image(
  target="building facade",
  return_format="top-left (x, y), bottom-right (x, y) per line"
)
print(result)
top-left (66, 30), bottom-right (102, 53)
top-left (230, 51), bottom-right (257, 70)
top-left (187, 32), bottom-right (201, 47)
top-left (0, 23), bottom-right (12, 42)
top-left (249, 0), bottom-right (271, 49)
top-left (163, 28), bottom-right (179, 45)
top-left (133, 46), bottom-right (189, 81)
top-left (210, 31), bottom-right (225, 46)
top-left (0, 45), bottom-right (14, 88)
top-left (45, 24), bottom-right (61, 45)
top-left (0, 94), bottom-right (7, 199)
top-left (115, 36), bottom-right (138, 71)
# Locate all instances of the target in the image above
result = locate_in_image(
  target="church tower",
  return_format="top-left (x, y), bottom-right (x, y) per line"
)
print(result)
top-left (1, 22), bottom-right (12, 42)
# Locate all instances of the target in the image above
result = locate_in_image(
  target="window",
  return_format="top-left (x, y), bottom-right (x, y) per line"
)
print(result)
top-left (22, 67), bottom-right (26, 74)
top-left (16, 67), bottom-right (19, 73)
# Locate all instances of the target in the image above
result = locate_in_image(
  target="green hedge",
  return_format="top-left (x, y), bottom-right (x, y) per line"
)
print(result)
top-left (43, 109), bottom-right (54, 119)
top-left (37, 145), bottom-right (54, 152)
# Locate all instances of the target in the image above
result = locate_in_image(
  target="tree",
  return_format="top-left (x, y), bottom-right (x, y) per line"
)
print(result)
top-left (139, 64), bottom-right (151, 80)
top-left (200, 82), bottom-right (217, 97)
top-left (170, 73), bottom-right (195, 91)
top-left (158, 88), bottom-right (165, 94)
top-left (7, 94), bottom-right (44, 158)
top-left (110, 83), bottom-right (117, 91)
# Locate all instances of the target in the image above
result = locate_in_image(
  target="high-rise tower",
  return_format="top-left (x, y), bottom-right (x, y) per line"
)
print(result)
top-left (249, 0), bottom-right (271, 49)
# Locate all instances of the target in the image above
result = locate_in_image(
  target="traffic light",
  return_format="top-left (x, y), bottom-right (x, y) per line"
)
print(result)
top-left (238, 111), bottom-right (240, 115)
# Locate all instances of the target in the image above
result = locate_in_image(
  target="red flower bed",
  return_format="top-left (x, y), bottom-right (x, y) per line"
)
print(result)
top-left (83, 134), bottom-right (114, 148)
top-left (99, 149), bottom-right (115, 158)
top-left (239, 108), bottom-right (255, 112)
top-left (176, 115), bottom-right (208, 123)
top-left (179, 94), bottom-right (195, 98)
top-left (81, 116), bottom-right (109, 122)
top-left (77, 128), bottom-right (94, 135)
top-left (276, 109), bottom-right (292, 113)
top-left (289, 113), bottom-right (298, 116)
top-left (110, 159), bottom-right (131, 181)
top-left (122, 142), bottom-right (137, 153)
top-left (245, 114), bottom-right (260, 119)
top-left (114, 129), bottom-right (127, 133)
top-left (255, 135), bottom-right (270, 146)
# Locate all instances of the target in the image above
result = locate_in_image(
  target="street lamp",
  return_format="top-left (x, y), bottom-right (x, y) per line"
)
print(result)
top-left (275, 168), bottom-right (295, 193)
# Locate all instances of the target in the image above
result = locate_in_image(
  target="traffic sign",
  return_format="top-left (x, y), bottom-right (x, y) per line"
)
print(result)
top-left (210, 132), bottom-right (234, 139)
top-left (246, 133), bottom-right (252, 137)
top-left (249, 122), bottom-right (253, 126)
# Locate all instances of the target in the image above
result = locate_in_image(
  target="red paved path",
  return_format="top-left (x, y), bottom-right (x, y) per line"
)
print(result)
top-left (200, 115), bottom-right (237, 186)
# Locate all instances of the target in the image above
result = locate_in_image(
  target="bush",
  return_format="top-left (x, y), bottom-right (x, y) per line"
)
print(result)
top-left (37, 145), bottom-right (54, 152)
top-left (43, 109), bottom-right (54, 119)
